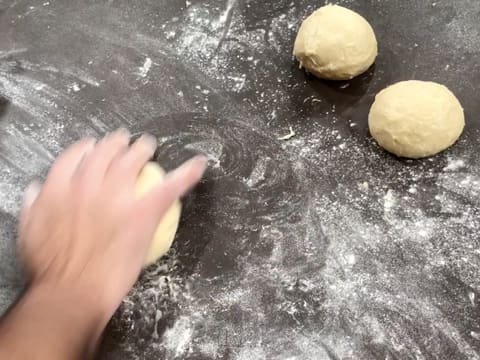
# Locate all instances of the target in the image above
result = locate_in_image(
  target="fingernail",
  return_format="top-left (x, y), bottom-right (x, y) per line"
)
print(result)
top-left (171, 155), bottom-right (208, 180)
top-left (191, 155), bottom-right (208, 174)
top-left (23, 181), bottom-right (41, 208)
top-left (139, 133), bottom-right (157, 152)
top-left (84, 138), bottom-right (97, 154)
top-left (85, 137), bottom-right (96, 148)
top-left (116, 128), bottom-right (130, 138)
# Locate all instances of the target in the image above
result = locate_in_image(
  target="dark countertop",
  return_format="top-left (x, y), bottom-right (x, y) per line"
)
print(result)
top-left (1, 0), bottom-right (480, 359)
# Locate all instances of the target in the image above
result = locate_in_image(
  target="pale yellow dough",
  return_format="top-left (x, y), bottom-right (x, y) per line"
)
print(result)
top-left (293, 4), bottom-right (377, 80)
top-left (368, 80), bottom-right (465, 159)
top-left (135, 162), bottom-right (182, 266)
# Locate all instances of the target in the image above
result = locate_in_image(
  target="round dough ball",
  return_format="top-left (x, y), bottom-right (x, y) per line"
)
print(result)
top-left (293, 4), bottom-right (377, 80)
top-left (135, 162), bottom-right (182, 266)
top-left (368, 80), bottom-right (465, 159)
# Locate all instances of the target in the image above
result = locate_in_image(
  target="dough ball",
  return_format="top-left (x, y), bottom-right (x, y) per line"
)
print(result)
top-left (135, 162), bottom-right (182, 266)
top-left (293, 4), bottom-right (377, 80)
top-left (368, 80), bottom-right (465, 159)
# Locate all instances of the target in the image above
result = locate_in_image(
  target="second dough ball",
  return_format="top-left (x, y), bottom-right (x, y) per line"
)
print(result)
top-left (293, 4), bottom-right (377, 80)
top-left (135, 162), bottom-right (182, 266)
top-left (368, 81), bottom-right (465, 159)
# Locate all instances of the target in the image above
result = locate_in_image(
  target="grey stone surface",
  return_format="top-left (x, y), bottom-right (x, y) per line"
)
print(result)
top-left (0, 0), bottom-right (479, 359)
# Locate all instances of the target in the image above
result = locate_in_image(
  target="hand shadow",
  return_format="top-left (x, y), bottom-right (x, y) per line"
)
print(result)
top-left (289, 63), bottom-right (376, 116)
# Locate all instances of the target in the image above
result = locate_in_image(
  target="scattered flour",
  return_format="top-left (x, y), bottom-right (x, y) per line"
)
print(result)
top-left (277, 126), bottom-right (296, 141)
top-left (162, 316), bottom-right (194, 357)
top-left (138, 57), bottom-right (153, 78)
top-left (443, 157), bottom-right (466, 172)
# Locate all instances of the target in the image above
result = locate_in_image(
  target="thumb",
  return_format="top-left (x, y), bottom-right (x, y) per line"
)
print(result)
top-left (136, 155), bottom-right (208, 237)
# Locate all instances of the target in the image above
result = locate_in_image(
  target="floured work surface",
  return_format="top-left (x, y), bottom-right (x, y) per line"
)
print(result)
top-left (1, 0), bottom-right (480, 359)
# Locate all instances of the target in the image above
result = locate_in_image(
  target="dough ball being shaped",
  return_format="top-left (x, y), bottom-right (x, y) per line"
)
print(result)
top-left (293, 4), bottom-right (377, 80)
top-left (369, 80), bottom-right (465, 159)
top-left (135, 162), bottom-right (182, 266)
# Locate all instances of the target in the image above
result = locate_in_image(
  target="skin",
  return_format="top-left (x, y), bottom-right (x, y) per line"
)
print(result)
top-left (0, 129), bottom-right (207, 359)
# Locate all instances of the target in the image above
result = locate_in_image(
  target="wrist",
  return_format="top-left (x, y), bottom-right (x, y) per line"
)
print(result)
top-left (0, 280), bottom-right (113, 359)
top-left (24, 281), bottom-right (112, 356)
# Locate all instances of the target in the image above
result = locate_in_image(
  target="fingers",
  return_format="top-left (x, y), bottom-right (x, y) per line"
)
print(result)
top-left (43, 131), bottom-right (155, 200)
top-left (160, 155), bottom-right (208, 199)
top-left (76, 129), bottom-right (130, 184)
top-left (135, 155), bottom-right (208, 235)
top-left (17, 181), bottom-right (42, 243)
top-left (42, 138), bottom-right (96, 196)
top-left (109, 134), bottom-right (157, 186)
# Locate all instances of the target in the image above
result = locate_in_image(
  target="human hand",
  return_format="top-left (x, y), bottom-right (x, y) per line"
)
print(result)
top-left (17, 129), bottom-right (207, 323)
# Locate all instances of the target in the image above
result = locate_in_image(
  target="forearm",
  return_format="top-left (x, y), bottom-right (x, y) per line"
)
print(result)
top-left (0, 283), bottom-right (110, 360)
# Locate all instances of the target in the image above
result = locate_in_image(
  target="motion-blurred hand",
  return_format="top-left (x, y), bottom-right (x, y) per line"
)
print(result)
top-left (17, 128), bottom-right (207, 321)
